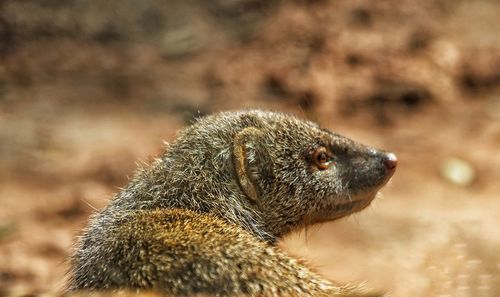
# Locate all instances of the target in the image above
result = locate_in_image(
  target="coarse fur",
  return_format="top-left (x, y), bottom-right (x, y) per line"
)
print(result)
top-left (69, 110), bottom-right (396, 297)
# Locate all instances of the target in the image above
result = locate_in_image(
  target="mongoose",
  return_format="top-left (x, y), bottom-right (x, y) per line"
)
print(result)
top-left (69, 110), bottom-right (397, 297)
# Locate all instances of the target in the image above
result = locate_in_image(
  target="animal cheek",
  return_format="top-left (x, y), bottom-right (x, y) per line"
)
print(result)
top-left (320, 165), bottom-right (341, 179)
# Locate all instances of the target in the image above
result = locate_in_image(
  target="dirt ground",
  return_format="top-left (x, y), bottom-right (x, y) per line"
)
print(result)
top-left (0, 1), bottom-right (499, 296)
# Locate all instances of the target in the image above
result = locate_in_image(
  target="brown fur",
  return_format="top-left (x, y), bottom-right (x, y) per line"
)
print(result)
top-left (69, 110), bottom-right (396, 296)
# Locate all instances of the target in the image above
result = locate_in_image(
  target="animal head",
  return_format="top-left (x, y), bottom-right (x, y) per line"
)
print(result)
top-left (229, 111), bottom-right (397, 236)
top-left (149, 110), bottom-right (396, 242)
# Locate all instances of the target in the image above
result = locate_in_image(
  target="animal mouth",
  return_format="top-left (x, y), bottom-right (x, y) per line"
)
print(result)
top-left (332, 191), bottom-right (377, 216)
top-left (334, 195), bottom-right (374, 212)
top-left (308, 191), bottom-right (378, 225)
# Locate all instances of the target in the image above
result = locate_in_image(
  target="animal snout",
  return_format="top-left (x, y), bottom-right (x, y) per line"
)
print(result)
top-left (382, 152), bottom-right (398, 171)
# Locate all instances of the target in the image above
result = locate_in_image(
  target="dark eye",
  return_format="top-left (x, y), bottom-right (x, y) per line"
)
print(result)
top-left (312, 147), bottom-right (333, 170)
top-left (317, 152), bottom-right (328, 163)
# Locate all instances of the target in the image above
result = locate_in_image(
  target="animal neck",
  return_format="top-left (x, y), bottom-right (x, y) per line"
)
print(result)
top-left (110, 153), bottom-right (278, 244)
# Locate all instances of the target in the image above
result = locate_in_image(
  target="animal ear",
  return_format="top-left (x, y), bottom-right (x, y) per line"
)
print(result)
top-left (233, 127), bottom-right (265, 202)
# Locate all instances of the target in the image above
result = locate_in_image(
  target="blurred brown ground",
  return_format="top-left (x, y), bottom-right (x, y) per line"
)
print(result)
top-left (0, 1), bottom-right (499, 296)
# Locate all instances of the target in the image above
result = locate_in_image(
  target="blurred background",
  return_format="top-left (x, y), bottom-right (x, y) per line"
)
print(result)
top-left (0, 0), bottom-right (499, 296)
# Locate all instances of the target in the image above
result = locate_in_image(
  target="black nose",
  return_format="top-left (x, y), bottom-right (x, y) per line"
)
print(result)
top-left (383, 152), bottom-right (398, 170)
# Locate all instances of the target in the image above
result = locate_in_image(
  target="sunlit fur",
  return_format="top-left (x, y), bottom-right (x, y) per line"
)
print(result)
top-left (70, 110), bottom-right (394, 297)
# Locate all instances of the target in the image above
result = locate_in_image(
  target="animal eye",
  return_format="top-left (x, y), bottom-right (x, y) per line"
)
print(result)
top-left (312, 147), bottom-right (333, 170)
top-left (317, 152), bottom-right (328, 163)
